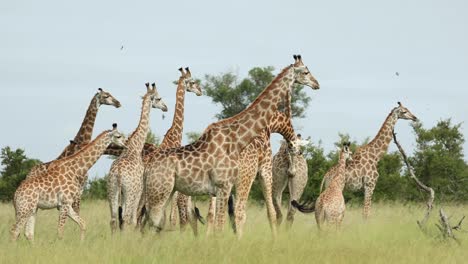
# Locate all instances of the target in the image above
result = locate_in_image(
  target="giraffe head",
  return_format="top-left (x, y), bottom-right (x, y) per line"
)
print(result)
top-left (144, 83), bottom-right (168, 112)
top-left (109, 123), bottom-right (127, 148)
top-left (179, 67), bottom-right (202, 96)
top-left (292, 55), bottom-right (320, 90)
top-left (393, 102), bottom-right (418, 121)
top-left (285, 134), bottom-right (309, 175)
top-left (97, 88), bottom-right (121, 108)
top-left (341, 142), bottom-right (353, 161)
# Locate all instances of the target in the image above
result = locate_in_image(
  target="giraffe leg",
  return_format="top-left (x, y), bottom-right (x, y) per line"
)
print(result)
top-left (177, 193), bottom-right (189, 232)
top-left (363, 184), bottom-right (376, 219)
top-left (258, 165), bottom-right (277, 238)
top-left (107, 173), bottom-right (120, 234)
top-left (185, 196), bottom-right (199, 236)
top-left (65, 205), bottom-right (87, 241)
top-left (233, 164), bottom-right (257, 239)
top-left (206, 197), bottom-right (216, 236)
top-left (214, 185), bottom-right (232, 233)
top-left (147, 196), bottom-right (171, 233)
top-left (272, 174), bottom-right (288, 227)
top-left (286, 176), bottom-right (306, 228)
top-left (24, 211), bottom-right (37, 242)
top-left (10, 208), bottom-right (32, 242)
top-left (168, 192), bottom-right (179, 230)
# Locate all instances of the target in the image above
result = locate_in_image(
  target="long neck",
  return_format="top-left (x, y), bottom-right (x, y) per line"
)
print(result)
top-left (333, 151), bottom-right (348, 190)
top-left (74, 93), bottom-right (100, 144)
top-left (126, 95), bottom-right (152, 154)
top-left (217, 66), bottom-right (295, 152)
top-left (64, 130), bottom-right (111, 182)
top-left (56, 94), bottom-right (100, 159)
top-left (269, 91), bottom-right (296, 142)
top-left (160, 78), bottom-right (186, 149)
top-left (367, 109), bottom-right (398, 159)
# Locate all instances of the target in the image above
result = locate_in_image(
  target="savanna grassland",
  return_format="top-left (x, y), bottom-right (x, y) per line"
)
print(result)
top-left (1, 201), bottom-right (467, 264)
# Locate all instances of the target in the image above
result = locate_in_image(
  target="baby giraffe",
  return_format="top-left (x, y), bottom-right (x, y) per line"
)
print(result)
top-left (11, 124), bottom-right (126, 242)
top-left (292, 142), bottom-right (352, 230)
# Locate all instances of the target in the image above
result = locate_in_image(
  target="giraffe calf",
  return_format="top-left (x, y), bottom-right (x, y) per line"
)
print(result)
top-left (292, 142), bottom-right (352, 230)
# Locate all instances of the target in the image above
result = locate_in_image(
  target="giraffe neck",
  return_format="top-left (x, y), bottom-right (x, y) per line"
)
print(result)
top-left (63, 130), bottom-right (112, 182)
top-left (73, 93), bottom-right (100, 144)
top-left (269, 90), bottom-right (296, 143)
top-left (160, 78), bottom-right (186, 149)
top-left (368, 109), bottom-right (399, 159)
top-left (216, 66), bottom-right (296, 152)
top-left (333, 151), bottom-right (348, 190)
top-left (125, 94), bottom-right (152, 155)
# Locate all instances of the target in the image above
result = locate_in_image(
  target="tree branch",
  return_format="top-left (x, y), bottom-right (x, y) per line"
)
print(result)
top-left (392, 130), bottom-right (435, 228)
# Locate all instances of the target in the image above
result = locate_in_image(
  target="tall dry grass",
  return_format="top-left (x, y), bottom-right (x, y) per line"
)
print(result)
top-left (0, 201), bottom-right (466, 264)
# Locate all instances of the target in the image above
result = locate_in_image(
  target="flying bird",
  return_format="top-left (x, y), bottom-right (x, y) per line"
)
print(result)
top-left (395, 72), bottom-right (399, 76)
top-left (120, 45), bottom-right (124, 51)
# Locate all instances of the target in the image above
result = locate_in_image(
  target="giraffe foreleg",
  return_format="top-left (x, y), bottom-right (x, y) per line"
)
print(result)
top-left (363, 183), bottom-right (376, 219)
top-left (286, 164), bottom-right (307, 228)
top-left (24, 211), bottom-right (37, 242)
top-left (107, 174), bottom-right (120, 234)
top-left (272, 170), bottom-right (288, 227)
top-left (233, 160), bottom-right (257, 238)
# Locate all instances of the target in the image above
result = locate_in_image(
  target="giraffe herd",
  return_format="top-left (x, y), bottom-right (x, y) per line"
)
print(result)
top-left (10, 55), bottom-right (418, 242)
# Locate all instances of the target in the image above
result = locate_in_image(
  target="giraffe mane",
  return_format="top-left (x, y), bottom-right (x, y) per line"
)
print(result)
top-left (203, 65), bottom-right (293, 132)
top-left (51, 130), bottom-right (111, 164)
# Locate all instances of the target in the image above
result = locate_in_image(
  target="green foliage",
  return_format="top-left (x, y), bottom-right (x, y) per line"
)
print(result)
top-left (204, 66), bottom-right (311, 120)
top-left (82, 176), bottom-right (107, 200)
top-left (410, 119), bottom-right (468, 202)
top-left (186, 131), bottom-right (201, 144)
top-left (146, 129), bottom-right (160, 145)
top-left (0, 147), bottom-right (41, 201)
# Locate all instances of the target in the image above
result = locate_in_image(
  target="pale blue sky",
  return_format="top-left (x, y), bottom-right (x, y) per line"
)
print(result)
top-left (1, 0), bottom-right (467, 177)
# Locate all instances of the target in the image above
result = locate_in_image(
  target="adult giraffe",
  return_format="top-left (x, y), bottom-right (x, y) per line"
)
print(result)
top-left (11, 124), bottom-right (126, 242)
top-left (142, 55), bottom-right (319, 236)
top-left (26, 88), bottom-right (121, 214)
top-left (107, 83), bottom-right (167, 233)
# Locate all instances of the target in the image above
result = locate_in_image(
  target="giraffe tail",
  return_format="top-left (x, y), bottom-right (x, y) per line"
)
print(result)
top-left (193, 207), bottom-right (206, 225)
top-left (291, 200), bottom-right (315, 213)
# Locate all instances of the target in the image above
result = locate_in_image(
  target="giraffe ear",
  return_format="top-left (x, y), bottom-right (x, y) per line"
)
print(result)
top-left (179, 67), bottom-right (185, 76)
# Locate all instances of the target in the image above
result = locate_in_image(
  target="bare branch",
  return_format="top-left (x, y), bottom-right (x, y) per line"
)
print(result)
top-left (392, 130), bottom-right (435, 228)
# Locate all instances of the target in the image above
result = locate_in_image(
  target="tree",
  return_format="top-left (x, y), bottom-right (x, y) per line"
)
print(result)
top-left (0, 147), bottom-right (41, 201)
top-left (186, 131), bottom-right (201, 144)
top-left (146, 129), bottom-right (160, 145)
top-left (82, 176), bottom-right (107, 200)
top-left (204, 66), bottom-right (311, 120)
top-left (410, 119), bottom-right (468, 201)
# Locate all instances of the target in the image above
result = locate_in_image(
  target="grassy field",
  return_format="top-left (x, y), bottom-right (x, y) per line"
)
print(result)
top-left (0, 201), bottom-right (467, 264)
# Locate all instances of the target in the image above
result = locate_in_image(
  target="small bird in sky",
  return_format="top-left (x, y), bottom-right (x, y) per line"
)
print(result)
top-left (120, 45), bottom-right (124, 51)
top-left (162, 114), bottom-right (165, 120)
top-left (395, 72), bottom-right (399, 76)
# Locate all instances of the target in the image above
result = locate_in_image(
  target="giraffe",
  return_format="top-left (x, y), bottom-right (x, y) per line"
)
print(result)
top-left (107, 83), bottom-right (167, 233)
top-left (271, 133), bottom-right (309, 228)
top-left (156, 67), bottom-right (203, 233)
top-left (10, 124), bottom-right (126, 242)
top-left (206, 90), bottom-right (307, 238)
top-left (27, 88), bottom-right (121, 179)
top-left (292, 142), bottom-right (353, 230)
top-left (142, 55), bottom-right (319, 236)
top-left (320, 102), bottom-right (418, 218)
